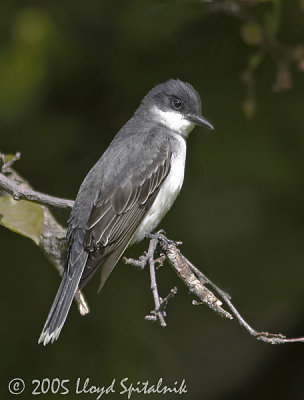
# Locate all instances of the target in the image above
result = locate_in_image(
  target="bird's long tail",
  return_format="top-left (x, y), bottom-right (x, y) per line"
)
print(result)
top-left (38, 251), bottom-right (88, 346)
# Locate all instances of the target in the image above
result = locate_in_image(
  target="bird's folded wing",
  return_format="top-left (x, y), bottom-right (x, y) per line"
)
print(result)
top-left (79, 137), bottom-right (172, 290)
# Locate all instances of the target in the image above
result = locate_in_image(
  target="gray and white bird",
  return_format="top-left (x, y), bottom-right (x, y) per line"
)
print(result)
top-left (39, 79), bottom-right (213, 345)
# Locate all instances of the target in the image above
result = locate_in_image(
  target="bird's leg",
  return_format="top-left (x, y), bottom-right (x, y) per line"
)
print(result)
top-left (123, 230), bottom-right (179, 271)
top-left (146, 230), bottom-right (183, 247)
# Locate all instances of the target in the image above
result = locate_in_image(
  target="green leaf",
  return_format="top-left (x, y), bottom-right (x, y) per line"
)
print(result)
top-left (0, 197), bottom-right (44, 245)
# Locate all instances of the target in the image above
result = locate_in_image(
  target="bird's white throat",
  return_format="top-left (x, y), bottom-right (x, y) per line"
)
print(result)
top-left (152, 106), bottom-right (194, 137)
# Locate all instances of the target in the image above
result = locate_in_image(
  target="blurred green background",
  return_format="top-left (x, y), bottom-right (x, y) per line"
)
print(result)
top-left (1, 1), bottom-right (304, 399)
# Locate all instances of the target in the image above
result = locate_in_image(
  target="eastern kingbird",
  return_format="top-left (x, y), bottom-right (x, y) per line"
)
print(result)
top-left (39, 79), bottom-right (213, 345)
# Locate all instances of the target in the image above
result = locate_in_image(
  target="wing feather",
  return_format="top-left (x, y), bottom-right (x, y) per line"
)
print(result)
top-left (86, 202), bottom-right (111, 230)
top-left (80, 138), bottom-right (171, 288)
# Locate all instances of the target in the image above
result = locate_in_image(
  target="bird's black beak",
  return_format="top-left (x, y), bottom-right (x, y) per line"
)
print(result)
top-left (186, 114), bottom-right (214, 131)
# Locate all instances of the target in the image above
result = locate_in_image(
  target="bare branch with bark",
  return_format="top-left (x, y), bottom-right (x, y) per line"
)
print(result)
top-left (1, 152), bottom-right (303, 344)
top-left (125, 232), bottom-right (304, 345)
top-left (0, 157), bottom-right (74, 210)
top-left (0, 152), bottom-right (88, 316)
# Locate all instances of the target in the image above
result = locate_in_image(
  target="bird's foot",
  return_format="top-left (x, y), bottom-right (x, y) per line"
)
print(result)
top-left (145, 230), bottom-right (182, 247)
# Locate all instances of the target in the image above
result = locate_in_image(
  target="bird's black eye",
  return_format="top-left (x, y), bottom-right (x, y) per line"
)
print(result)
top-left (171, 99), bottom-right (183, 110)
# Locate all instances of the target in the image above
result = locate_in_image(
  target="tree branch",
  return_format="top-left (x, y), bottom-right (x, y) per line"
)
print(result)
top-left (0, 153), bottom-right (88, 316)
top-left (1, 153), bottom-right (303, 343)
top-left (124, 238), bottom-right (176, 326)
top-left (0, 171), bottom-right (74, 210)
top-left (124, 231), bottom-right (304, 345)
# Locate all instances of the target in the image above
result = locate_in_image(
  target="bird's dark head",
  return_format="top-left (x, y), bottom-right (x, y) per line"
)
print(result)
top-left (137, 79), bottom-right (214, 137)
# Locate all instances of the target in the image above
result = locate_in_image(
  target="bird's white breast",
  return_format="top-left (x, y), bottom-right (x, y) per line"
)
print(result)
top-left (132, 135), bottom-right (186, 243)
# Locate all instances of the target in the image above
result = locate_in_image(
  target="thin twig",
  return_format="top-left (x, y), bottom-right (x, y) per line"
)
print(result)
top-left (159, 287), bottom-right (178, 312)
top-left (123, 253), bottom-right (148, 270)
top-left (0, 151), bottom-right (21, 172)
top-left (0, 172), bottom-right (74, 210)
top-left (125, 232), bottom-right (304, 345)
top-left (182, 256), bottom-right (304, 343)
top-left (147, 238), bottom-right (167, 327)
top-left (125, 236), bottom-right (176, 326)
